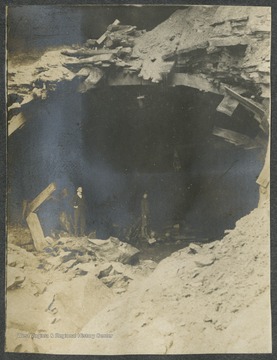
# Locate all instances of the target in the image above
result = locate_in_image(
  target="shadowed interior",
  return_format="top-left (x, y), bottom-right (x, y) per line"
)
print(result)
top-left (8, 82), bottom-right (264, 242)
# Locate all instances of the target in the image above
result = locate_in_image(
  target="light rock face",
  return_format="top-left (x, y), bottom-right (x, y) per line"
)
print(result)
top-left (5, 205), bottom-right (270, 355)
top-left (69, 204), bottom-right (271, 355)
top-left (6, 5), bottom-right (271, 355)
top-left (8, 5), bottom-right (270, 113)
top-left (133, 6), bottom-right (270, 92)
top-left (5, 237), bottom-right (156, 353)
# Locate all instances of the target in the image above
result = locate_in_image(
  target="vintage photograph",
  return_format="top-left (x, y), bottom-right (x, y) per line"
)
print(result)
top-left (6, 4), bottom-right (271, 354)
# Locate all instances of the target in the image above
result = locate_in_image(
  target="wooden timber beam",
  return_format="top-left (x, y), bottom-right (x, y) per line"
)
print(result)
top-left (8, 113), bottom-right (26, 136)
top-left (27, 182), bottom-right (56, 215)
top-left (213, 126), bottom-right (263, 149)
top-left (169, 73), bottom-right (221, 94)
top-left (224, 86), bottom-right (265, 117)
top-left (26, 212), bottom-right (49, 252)
top-left (106, 72), bottom-right (222, 94)
top-left (224, 86), bottom-right (269, 133)
top-left (26, 183), bottom-right (57, 251)
top-left (107, 73), bottom-right (266, 104)
top-left (216, 94), bottom-right (240, 116)
top-left (96, 19), bottom-right (120, 45)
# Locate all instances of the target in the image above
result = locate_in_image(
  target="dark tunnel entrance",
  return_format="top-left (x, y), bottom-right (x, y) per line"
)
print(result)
top-left (8, 81), bottom-right (265, 253)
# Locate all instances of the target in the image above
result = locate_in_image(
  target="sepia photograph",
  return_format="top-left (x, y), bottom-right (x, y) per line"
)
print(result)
top-left (5, 4), bottom-right (271, 355)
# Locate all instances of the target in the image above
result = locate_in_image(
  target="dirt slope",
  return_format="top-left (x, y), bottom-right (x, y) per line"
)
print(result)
top-left (68, 202), bottom-right (271, 355)
top-left (6, 202), bottom-right (270, 354)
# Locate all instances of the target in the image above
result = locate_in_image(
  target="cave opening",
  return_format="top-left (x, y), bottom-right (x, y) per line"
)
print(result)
top-left (8, 81), bottom-right (265, 254)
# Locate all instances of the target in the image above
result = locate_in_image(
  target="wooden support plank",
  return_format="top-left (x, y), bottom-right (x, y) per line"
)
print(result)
top-left (96, 19), bottom-right (120, 45)
top-left (108, 24), bottom-right (136, 34)
top-left (28, 182), bottom-right (56, 214)
top-left (216, 94), bottom-right (239, 116)
top-left (26, 212), bottom-right (48, 252)
top-left (8, 113), bottom-right (26, 136)
top-left (224, 86), bottom-right (265, 117)
top-left (106, 72), bottom-right (224, 92)
top-left (255, 113), bottom-right (270, 133)
top-left (225, 86), bottom-right (269, 133)
top-left (213, 126), bottom-right (262, 149)
top-left (97, 33), bottom-right (109, 46)
top-left (171, 73), bottom-right (221, 94)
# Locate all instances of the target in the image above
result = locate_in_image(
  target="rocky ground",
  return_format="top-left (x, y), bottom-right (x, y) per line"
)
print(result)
top-left (6, 235), bottom-right (157, 353)
top-left (6, 200), bottom-right (271, 354)
top-left (6, 4), bottom-right (271, 355)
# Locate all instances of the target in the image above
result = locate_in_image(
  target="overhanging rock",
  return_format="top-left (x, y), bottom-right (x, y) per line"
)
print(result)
top-left (8, 6), bottom-right (270, 112)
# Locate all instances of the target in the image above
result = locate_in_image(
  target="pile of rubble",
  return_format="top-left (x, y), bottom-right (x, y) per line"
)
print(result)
top-left (6, 236), bottom-right (157, 353)
top-left (6, 201), bottom-right (270, 354)
top-left (68, 202), bottom-right (270, 355)
top-left (8, 6), bottom-right (270, 116)
top-left (6, 5), bottom-right (271, 354)
top-left (54, 6), bottom-right (271, 93)
top-left (134, 6), bottom-right (270, 93)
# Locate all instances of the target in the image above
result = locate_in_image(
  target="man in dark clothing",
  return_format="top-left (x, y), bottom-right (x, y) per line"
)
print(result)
top-left (72, 187), bottom-right (86, 237)
top-left (141, 193), bottom-right (150, 239)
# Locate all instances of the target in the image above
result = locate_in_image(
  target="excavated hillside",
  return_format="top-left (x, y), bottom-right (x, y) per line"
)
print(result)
top-left (133, 5), bottom-right (270, 93)
top-left (8, 6), bottom-right (270, 108)
top-left (6, 200), bottom-right (270, 354)
top-left (69, 202), bottom-right (271, 354)
top-left (6, 5), bottom-right (271, 355)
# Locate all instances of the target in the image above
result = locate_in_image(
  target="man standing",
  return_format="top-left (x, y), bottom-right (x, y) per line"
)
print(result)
top-left (141, 193), bottom-right (150, 239)
top-left (72, 186), bottom-right (86, 237)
